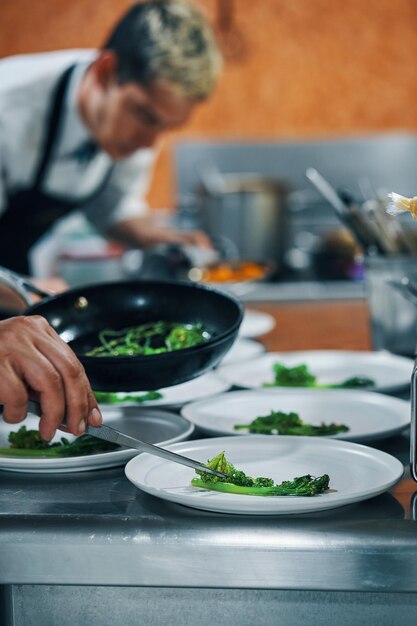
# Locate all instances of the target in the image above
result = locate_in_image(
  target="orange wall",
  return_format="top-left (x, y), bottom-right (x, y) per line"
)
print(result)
top-left (1, 0), bottom-right (417, 207)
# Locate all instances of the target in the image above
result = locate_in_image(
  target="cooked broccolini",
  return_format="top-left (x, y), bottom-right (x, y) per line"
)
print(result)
top-left (86, 321), bottom-right (211, 357)
top-left (0, 426), bottom-right (118, 457)
top-left (263, 362), bottom-right (375, 389)
top-left (234, 410), bottom-right (349, 436)
top-left (191, 451), bottom-right (330, 496)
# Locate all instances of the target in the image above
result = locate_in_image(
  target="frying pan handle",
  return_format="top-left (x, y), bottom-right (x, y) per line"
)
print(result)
top-left (0, 266), bottom-right (50, 307)
top-left (411, 363), bottom-right (417, 481)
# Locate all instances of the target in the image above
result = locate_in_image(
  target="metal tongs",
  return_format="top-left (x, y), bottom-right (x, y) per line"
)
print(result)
top-left (27, 401), bottom-right (227, 479)
top-left (86, 423), bottom-right (228, 478)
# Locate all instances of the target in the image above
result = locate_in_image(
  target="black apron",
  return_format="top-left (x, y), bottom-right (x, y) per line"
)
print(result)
top-left (0, 64), bottom-right (111, 275)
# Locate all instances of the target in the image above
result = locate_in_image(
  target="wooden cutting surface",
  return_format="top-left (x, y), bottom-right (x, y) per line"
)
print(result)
top-left (249, 300), bottom-right (372, 352)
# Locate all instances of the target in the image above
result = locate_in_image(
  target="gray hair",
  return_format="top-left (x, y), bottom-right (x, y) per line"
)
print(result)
top-left (103, 1), bottom-right (222, 101)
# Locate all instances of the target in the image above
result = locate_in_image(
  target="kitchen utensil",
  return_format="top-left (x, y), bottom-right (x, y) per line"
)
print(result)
top-left (85, 423), bottom-right (227, 478)
top-left (0, 266), bottom-right (50, 301)
top-left (411, 361), bottom-right (417, 481)
top-left (361, 198), bottom-right (412, 255)
top-left (364, 255), bottom-right (417, 357)
top-left (305, 168), bottom-right (383, 254)
top-left (195, 167), bottom-right (290, 271)
top-left (387, 276), bottom-right (417, 305)
top-left (25, 400), bottom-right (227, 479)
top-left (0, 268), bottom-right (243, 391)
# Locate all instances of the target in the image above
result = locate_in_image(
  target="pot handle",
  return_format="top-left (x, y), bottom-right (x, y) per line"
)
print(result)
top-left (411, 363), bottom-right (417, 481)
top-left (387, 277), bottom-right (417, 306)
top-left (0, 267), bottom-right (50, 308)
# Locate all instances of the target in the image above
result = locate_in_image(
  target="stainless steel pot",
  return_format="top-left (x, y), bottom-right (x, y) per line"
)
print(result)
top-left (195, 172), bottom-right (290, 272)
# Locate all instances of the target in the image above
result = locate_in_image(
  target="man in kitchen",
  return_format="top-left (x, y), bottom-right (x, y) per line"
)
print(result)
top-left (0, 0), bottom-right (221, 438)
top-left (0, 0), bottom-right (221, 276)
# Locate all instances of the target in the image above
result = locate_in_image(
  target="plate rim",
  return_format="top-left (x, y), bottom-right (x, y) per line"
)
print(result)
top-left (220, 337), bottom-right (265, 366)
top-left (239, 309), bottom-right (276, 338)
top-left (99, 372), bottom-right (231, 409)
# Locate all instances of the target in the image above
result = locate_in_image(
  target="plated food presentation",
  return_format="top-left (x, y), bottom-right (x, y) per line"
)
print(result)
top-left (181, 389), bottom-right (410, 442)
top-left (1, 299), bottom-right (409, 516)
top-left (217, 350), bottom-right (414, 394)
top-left (0, 411), bottom-right (194, 473)
top-left (124, 435), bottom-right (404, 515)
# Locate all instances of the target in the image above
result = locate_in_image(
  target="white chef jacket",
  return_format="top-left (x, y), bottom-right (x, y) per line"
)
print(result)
top-left (0, 49), bottom-right (155, 234)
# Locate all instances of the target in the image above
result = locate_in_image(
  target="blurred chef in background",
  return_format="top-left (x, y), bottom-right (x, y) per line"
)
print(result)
top-left (0, 0), bottom-right (222, 437)
top-left (0, 0), bottom-right (221, 275)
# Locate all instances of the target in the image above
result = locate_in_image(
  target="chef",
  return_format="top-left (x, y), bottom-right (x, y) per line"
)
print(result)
top-left (0, 0), bottom-right (221, 438)
top-left (0, 0), bottom-right (221, 275)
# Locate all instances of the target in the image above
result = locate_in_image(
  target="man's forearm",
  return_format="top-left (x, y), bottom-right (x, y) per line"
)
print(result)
top-left (109, 216), bottom-right (213, 249)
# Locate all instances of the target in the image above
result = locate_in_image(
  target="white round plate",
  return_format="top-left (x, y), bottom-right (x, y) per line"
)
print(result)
top-left (219, 338), bottom-right (265, 367)
top-left (217, 350), bottom-right (414, 394)
top-left (99, 373), bottom-right (230, 410)
top-left (181, 389), bottom-right (410, 442)
top-left (0, 410), bottom-right (193, 473)
top-left (124, 435), bottom-right (404, 515)
top-left (239, 309), bottom-right (275, 338)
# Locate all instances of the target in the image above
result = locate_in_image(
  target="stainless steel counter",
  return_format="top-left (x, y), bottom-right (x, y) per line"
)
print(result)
top-left (232, 280), bottom-right (365, 303)
top-left (2, 296), bottom-right (415, 626)
top-left (0, 419), bottom-right (415, 591)
top-left (2, 404), bottom-right (417, 625)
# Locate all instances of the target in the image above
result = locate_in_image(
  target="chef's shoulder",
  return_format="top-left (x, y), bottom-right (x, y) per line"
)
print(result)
top-left (0, 50), bottom-right (95, 170)
top-left (0, 49), bottom-right (95, 117)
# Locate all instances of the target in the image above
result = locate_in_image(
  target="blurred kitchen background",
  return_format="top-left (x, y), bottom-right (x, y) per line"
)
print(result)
top-left (2, 0), bottom-right (417, 293)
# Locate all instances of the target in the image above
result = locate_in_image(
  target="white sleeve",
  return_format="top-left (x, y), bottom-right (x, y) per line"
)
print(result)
top-left (80, 148), bottom-right (157, 233)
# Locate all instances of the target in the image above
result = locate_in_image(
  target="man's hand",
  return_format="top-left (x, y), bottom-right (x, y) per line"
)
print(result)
top-left (0, 316), bottom-right (102, 440)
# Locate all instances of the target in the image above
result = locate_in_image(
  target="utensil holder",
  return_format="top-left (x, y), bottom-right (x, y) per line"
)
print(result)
top-left (365, 256), bottom-right (417, 357)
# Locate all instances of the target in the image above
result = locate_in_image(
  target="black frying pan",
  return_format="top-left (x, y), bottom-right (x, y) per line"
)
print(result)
top-left (0, 271), bottom-right (243, 392)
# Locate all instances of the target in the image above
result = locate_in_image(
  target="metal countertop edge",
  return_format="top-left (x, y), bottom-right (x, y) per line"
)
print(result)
top-left (2, 517), bottom-right (417, 590)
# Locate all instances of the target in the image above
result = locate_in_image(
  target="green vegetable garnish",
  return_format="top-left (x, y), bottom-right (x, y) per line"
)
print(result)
top-left (0, 426), bottom-right (119, 458)
top-left (234, 410), bottom-right (349, 436)
top-left (93, 390), bottom-right (163, 404)
top-left (86, 321), bottom-right (211, 357)
top-left (263, 363), bottom-right (375, 389)
top-left (191, 451), bottom-right (330, 497)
